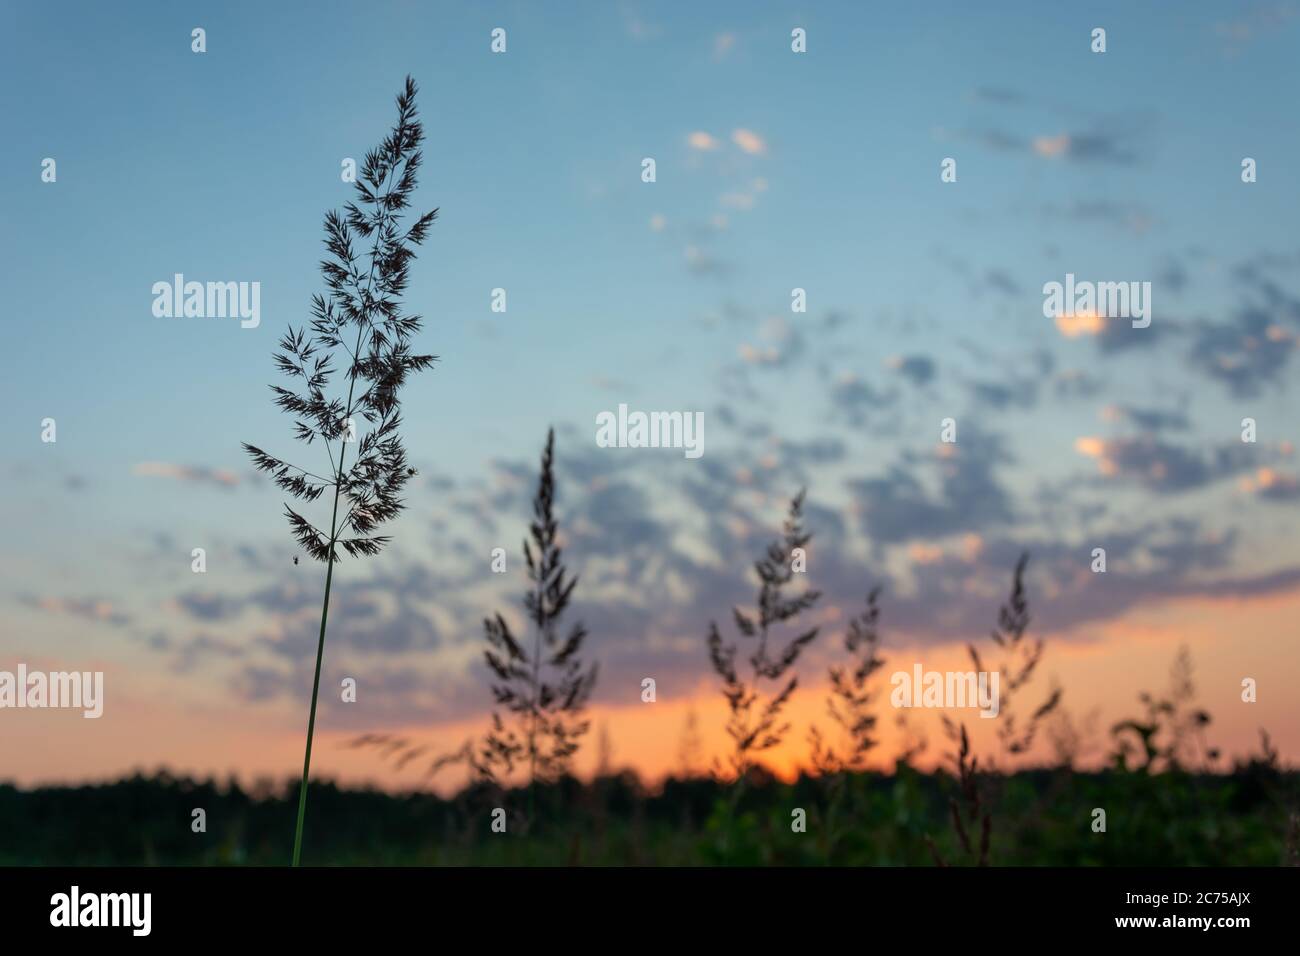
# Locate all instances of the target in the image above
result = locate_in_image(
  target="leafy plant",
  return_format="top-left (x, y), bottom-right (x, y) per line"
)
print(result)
top-left (807, 587), bottom-right (885, 859)
top-left (934, 553), bottom-right (1057, 864)
top-left (708, 490), bottom-right (822, 781)
top-left (927, 724), bottom-right (991, 866)
top-left (478, 428), bottom-right (599, 821)
top-left (1110, 646), bottom-right (1217, 773)
top-left (348, 429), bottom-right (598, 831)
top-left (243, 76), bottom-right (438, 865)
top-left (808, 586), bottom-right (885, 775)
top-left (949, 553), bottom-right (1061, 766)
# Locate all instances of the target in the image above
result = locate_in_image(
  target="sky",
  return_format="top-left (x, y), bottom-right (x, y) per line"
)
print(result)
top-left (2, 0), bottom-right (1299, 792)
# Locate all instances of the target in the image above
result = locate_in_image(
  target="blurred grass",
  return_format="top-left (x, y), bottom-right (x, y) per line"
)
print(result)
top-left (1, 761), bottom-right (1293, 865)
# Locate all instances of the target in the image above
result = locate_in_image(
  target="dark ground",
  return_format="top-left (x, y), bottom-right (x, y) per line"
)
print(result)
top-left (3, 759), bottom-right (1295, 866)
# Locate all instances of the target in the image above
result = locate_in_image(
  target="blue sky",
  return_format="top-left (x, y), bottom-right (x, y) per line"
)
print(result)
top-left (3, 1), bottom-right (1300, 783)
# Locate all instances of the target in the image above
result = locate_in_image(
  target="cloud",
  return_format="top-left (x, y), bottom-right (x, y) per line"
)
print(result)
top-left (1234, 256), bottom-right (1300, 315)
top-left (847, 427), bottom-right (1015, 545)
top-left (828, 374), bottom-right (896, 428)
top-left (738, 317), bottom-right (806, 368)
top-left (968, 378), bottom-right (1038, 411)
top-left (591, 374), bottom-right (631, 392)
top-left (1040, 199), bottom-right (1154, 235)
top-left (968, 87), bottom-right (1024, 105)
top-left (908, 534), bottom-right (984, 566)
top-left (155, 412), bottom-right (1300, 730)
top-left (961, 124), bottom-right (1140, 166)
top-left (775, 436), bottom-right (848, 468)
top-left (1052, 311), bottom-right (1162, 353)
top-left (717, 177), bottom-right (767, 215)
top-left (1073, 434), bottom-right (1271, 493)
top-left (1063, 131), bottom-right (1140, 165)
top-left (887, 355), bottom-right (936, 387)
top-left (1053, 368), bottom-right (1105, 400)
top-left (719, 191), bottom-right (756, 211)
top-left (1032, 133), bottom-right (1070, 158)
top-left (245, 581), bottom-right (442, 666)
top-left (687, 131), bottom-right (720, 151)
top-left (684, 244), bottom-right (732, 277)
top-left (169, 633), bottom-right (247, 673)
top-left (731, 128), bottom-right (767, 155)
top-left (1102, 403), bottom-right (1189, 432)
top-left (1241, 467), bottom-right (1300, 501)
top-left (164, 558), bottom-right (460, 681)
top-left (621, 3), bottom-right (663, 41)
top-left (982, 269), bottom-right (1022, 296)
top-left (1159, 260), bottom-right (1192, 293)
top-left (962, 128), bottom-right (1026, 153)
top-left (566, 476), bottom-right (673, 560)
top-left (952, 83), bottom-right (1150, 165)
top-left (1028, 131), bottom-right (1139, 165)
top-left (1054, 311), bottom-right (1106, 339)
top-left (791, 513), bottom-right (1300, 644)
top-left (1187, 307), bottom-right (1296, 397)
top-left (132, 461), bottom-right (241, 489)
top-left (174, 592), bottom-right (242, 622)
top-left (929, 521), bottom-right (1300, 638)
top-left (21, 595), bottom-right (132, 627)
top-left (1215, 2), bottom-right (1299, 54)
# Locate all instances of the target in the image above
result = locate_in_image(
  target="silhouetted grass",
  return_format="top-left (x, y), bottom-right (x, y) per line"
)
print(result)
top-left (351, 428), bottom-right (598, 832)
top-left (708, 490), bottom-right (821, 780)
top-left (243, 76), bottom-right (439, 864)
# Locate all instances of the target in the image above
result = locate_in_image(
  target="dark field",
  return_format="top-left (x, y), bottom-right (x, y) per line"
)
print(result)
top-left (4, 760), bottom-right (1294, 866)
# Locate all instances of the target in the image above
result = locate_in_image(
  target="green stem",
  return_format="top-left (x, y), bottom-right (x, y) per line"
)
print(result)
top-left (290, 309), bottom-right (367, 868)
top-left (291, 473), bottom-right (344, 866)
top-left (289, 159), bottom-right (394, 866)
top-left (527, 601), bottom-right (542, 828)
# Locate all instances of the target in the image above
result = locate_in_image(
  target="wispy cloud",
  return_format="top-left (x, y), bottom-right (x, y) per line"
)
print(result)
top-left (731, 128), bottom-right (767, 155)
top-left (684, 244), bottom-right (732, 277)
top-left (886, 354), bottom-right (937, 387)
top-left (1214, 1), bottom-right (1298, 54)
top-left (620, 1), bottom-right (662, 41)
top-left (1102, 403), bottom-right (1190, 433)
top-left (1187, 308), bottom-right (1297, 397)
top-left (738, 317), bottom-right (806, 368)
top-left (1074, 434), bottom-right (1284, 493)
top-left (132, 461), bottom-right (241, 489)
top-left (1038, 199), bottom-right (1154, 235)
top-left (21, 595), bottom-right (132, 627)
top-left (1241, 467), bottom-right (1300, 501)
top-left (962, 125), bottom-right (1140, 164)
top-left (687, 130), bottom-right (720, 151)
top-left (1032, 133), bottom-right (1070, 158)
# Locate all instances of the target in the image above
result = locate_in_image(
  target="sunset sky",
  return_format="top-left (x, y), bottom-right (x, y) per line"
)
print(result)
top-left (3, 0), bottom-right (1300, 793)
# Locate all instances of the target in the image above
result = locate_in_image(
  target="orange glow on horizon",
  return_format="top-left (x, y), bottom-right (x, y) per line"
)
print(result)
top-left (6, 587), bottom-right (1300, 793)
